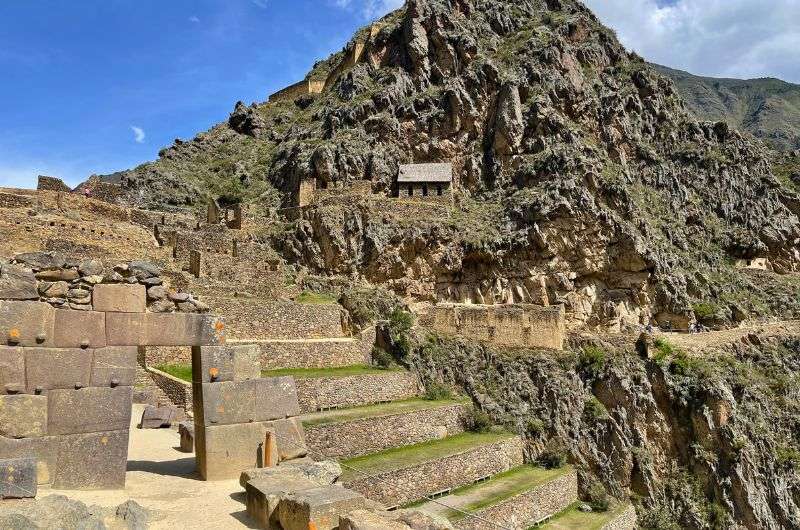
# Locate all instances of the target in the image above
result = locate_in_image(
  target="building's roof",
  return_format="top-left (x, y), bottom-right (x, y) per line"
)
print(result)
top-left (397, 163), bottom-right (453, 183)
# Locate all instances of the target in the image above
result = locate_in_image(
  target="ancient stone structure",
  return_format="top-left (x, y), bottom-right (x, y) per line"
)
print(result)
top-left (427, 303), bottom-right (566, 350)
top-left (395, 163), bottom-right (453, 199)
top-left (294, 371), bottom-right (420, 413)
top-left (191, 344), bottom-right (308, 480)
top-left (36, 176), bottom-right (71, 193)
top-left (0, 285), bottom-right (224, 494)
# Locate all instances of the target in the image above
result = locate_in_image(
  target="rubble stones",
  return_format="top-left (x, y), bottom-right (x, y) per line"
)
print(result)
top-left (127, 261), bottom-right (160, 280)
top-left (38, 281), bottom-right (69, 298)
top-left (146, 285), bottom-right (168, 301)
top-left (0, 395), bottom-right (47, 438)
top-left (35, 269), bottom-right (79, 281)
top-left (0, 264), bottom-right (39, 300)
top-left (14, 252), bottom-right (65, 271)
top-left (77, 260), bottom-right (104, 277)
top-left (0, 458), bottom-right (37, 499)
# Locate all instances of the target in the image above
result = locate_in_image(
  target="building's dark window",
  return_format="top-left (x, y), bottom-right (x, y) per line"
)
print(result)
top-left (422, 185), bottom-right (428, 197)
top-left (437, 185), bottom-right (443, 196)
top-left (407, 185), bottom-right (413, 197)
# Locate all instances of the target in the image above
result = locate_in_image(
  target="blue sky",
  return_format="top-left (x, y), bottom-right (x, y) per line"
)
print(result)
top-left (1, 0), bottom-right (798, 189)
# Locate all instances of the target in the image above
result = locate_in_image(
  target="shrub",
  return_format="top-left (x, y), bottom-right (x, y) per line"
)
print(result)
top-left (669, 349), bottom-right (692, 376)
top-left (388, 308), bottom-right (414, 359)
top-left (692, 302), bottom-right (719, 320)
top-left (587, 481), bottom-right (610, 512)
top-left (295, 290), bottom-right (338, 304)
top-left (526, 418), bottom-right (545, 437)
top-left (467, 408), bottom-right (493, 433)
top-left (371, 347), bottom-right (394, 369)
top-left (584, 396), bottom-right (609, 421)
top-left (578, 346), bottom-right (606, 377)
top-left (424, 381), bottom-right (453, 401)
top-left (776, 446), bottom-right (800, 471)
top-left (537, 444), bottom-right (568, 469)
top-left (653, 338), bottom-right (676, 360)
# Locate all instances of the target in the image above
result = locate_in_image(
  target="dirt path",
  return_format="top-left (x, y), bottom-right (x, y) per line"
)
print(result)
top-left (657, 320), bottom-right (800, 353)
top-left (44, 405), bottom-right (254, 529)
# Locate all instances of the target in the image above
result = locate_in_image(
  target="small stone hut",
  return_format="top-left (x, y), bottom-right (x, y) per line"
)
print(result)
top-left (396, 163), bottom-right (452, 198)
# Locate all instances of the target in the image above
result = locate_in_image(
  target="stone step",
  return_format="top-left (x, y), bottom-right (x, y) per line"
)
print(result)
top-left (261, 366), bottom-right (422, 414)
top-left (541, 502), bottom-right (638, 530)
top-left (229, 337), bottom-right (370, 370)
top-left (302, 398), bottom-right (471, 459)
top-left (340, 432), bottom-right (524, 509)
top-left (415, 465), bottom-right (578, 530)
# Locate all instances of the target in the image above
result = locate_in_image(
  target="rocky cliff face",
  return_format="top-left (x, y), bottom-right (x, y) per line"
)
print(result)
top-left (392, 324), bottom-right (800, 529)
top-left (115, 0), bottom-right (800, 331)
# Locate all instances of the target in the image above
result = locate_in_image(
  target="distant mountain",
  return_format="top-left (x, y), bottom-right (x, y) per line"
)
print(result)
top-left (655, 64), bottom-right (800, 152)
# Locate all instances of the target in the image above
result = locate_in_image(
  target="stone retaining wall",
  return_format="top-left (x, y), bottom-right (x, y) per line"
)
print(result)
top-left (602, 504), bottom-right (638, 530)
top-left (457, 469), bottom-right (578, 530)
top-left (206, 299), bottom-right (347, 340)
top-left (344, 436), bottom-right (524, 508)
top-left (305, 403), bottom-right (468, 459)
top-left (145, 346), bottom-right (191, 366)
top-left (254, 338), bottom-right (370, 370)
top-left (147, 367), bottom-right (193, 412)
top-left (295, 372), bottom-right (421, 413)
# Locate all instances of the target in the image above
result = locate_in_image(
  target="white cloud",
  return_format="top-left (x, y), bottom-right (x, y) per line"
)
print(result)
top-left (130, 126), bottom-right (146, 144)
top-left (582, 0), bottom-right (800, 83)
top-left (189, 16), bottom-right (200, 23)
top-left (252, 0), bottom-right (269, 9)
top-left (330, 0), bottom-right (403, 20)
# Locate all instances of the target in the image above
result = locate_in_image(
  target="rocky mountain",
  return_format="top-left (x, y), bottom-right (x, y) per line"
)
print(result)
top-left (95, 1), bottom-right (800, 527)
top-left (655, 64), bottom-right (800, 152)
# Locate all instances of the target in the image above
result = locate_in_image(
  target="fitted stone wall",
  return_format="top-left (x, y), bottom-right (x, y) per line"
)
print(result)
top-left (295, 371), bottom-right (421, 413)
top-left (191, 344), bottom-right (308, 481)
top-left (305, 403), bottom-right (468, 459)
top-left (344, 436), bottom-right (524, 508)
top-left (268, 79), bottom-right (325, 103)
top-left (147, 367), bottom-right (193, 412)
top-left (253, 338), bottom-right (370, 370)
top-left (428, 303), bottom-right (566, 350)
top-left (601, 504), bottom-right (638, 530)
top-left (456, 468), bottom-right (578, 530)
top-left (0, 290), bottom-right (224, 495)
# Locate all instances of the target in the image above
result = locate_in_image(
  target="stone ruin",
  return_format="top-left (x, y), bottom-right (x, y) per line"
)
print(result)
top-left (0, 278), bottom-right (225, 498)
top-left (207, 199), bottom-right (245, 230)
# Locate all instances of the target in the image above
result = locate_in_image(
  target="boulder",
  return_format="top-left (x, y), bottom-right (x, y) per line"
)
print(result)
top-left (14, 252), bottom-right (65, 271)
top-left (0, 264), bottom-right (38, 300)
top-left (140, 405), bottom-right (179, 429)
top-left (240, 459), bottom-right (342, 489)
top-left (78, 260), bottom-right (104, 277)
top-left (38, 281), bottom-right (69, 299)
top-left (115, 500), bottom-right (149, 530)
top-left (146, 285), bottom-right (168, 301)
top-left (128, 261), bottom-right (160, 280)
top-left (178, 421), bottom-right (194, 453)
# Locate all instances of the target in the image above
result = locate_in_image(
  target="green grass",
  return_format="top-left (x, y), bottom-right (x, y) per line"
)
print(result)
top-left (262, 364), bottom-right (403, 379)
top-left (448, 465), bottom-right (571, 518)
top-left (295, 291), bottom-right (338, 304)
top-left (341, 432), bottom-right (514, 481)
top-left (153, 363), bottom-right (402, 382)
top-left (540, 502), bottom-right (631, 530)
top-left (155, 364), bottom-right (193, 382)
top-left (302, 397), bottom-right (469, 427)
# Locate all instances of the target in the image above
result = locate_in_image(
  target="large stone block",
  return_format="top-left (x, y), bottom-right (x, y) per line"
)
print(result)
top-left (200, 381), bottom-right (257, 426)
top-left (0, 346), bottom-right (24, 394)
top-left (264, 418), bottom-right (307, 462)
top-left (0, 457), bottom-right (37, 499)
top-left (92, 284), bottom-right (146, 313)
top-left (0, 395), bottom-right (47, 438)
top-left (139, 405), bottom-right (178, 429)
top-left (255, 377), bottom-right (301, 421)
top-left (246, 475), bottom-right (317, 529)
top-left (0, 436), bottom-right (59, 485)
top-left (105, 313), bottom-right (146, 346)
top-left (200, 422), bottom-right (268, 481)
top-left (145, 313), bottom-right (226, 346)
top-left (90, 346), bottom-right (138, 387)
top-left (196, 344), bottom-right (261, 383)
top-left (24, 348), bottom-right (92, 393)
top-left (47, 386), bottom-right (133, 435)
top-left (106, 313), bottom-right (225, 347)
top-left (339, 510), bottom-right (414, 530)
top-left (178, 421), bottom-right (194, 453)
top-left (0, 263), bottom-right (38, 300)
top-left (278, 485), bottom-right (366, 530)
top-left (52, 430), bottom-right (130, 489)
top-left (53, 310), bottom-right (106, 349)
top-left (0, 301), bottom-right (54, 347)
